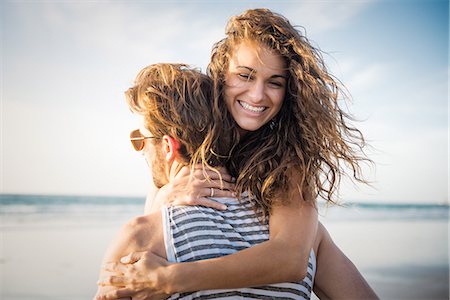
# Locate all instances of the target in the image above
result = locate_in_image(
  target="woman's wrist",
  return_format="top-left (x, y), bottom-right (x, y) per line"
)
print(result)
top-left (160, 262), bottom-right (185, 294)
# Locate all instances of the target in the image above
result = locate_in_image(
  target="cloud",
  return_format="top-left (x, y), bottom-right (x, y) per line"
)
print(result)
top-left (345, 63), bottom-right (388, 95)
top-left (283, 1), bottom-right (375, 34)
top-left (7, 2), bottom-right (225, 67)
top-left (39, 3), bottom-right (196, 59)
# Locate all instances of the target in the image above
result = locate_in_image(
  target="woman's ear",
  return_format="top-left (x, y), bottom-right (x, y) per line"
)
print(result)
top-left (161, 135), bottom-right (181, 162)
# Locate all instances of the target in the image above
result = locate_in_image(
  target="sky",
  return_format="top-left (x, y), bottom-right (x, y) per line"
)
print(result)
top-left (1, 0), bottom-right (448, 204)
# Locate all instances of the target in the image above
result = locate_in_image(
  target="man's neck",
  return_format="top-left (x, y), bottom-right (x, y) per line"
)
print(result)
top-left (167, 159), bottom-right (187, 182)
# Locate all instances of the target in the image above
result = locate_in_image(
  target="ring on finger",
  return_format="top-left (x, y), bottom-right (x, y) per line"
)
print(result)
top-left (210, 187), bottom-right (215, 197)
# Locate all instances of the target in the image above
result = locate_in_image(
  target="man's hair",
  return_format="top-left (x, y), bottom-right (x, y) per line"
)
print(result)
top-left (125, 63), bottom-right (225, 167)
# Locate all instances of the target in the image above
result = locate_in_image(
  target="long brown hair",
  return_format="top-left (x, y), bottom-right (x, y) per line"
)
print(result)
top-left (208, 9), bottom-right (372, 215)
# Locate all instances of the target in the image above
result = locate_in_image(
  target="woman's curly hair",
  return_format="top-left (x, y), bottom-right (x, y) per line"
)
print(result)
top-left (207, 8), bottom-right (372, 215)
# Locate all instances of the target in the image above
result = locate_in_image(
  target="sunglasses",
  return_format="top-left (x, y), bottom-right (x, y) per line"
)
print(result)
top-left (130, 129), bottom-right (159, 151)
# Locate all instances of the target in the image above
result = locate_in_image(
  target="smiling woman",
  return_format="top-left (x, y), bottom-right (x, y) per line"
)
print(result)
top-left (224, 41), bottom-right (287, 134)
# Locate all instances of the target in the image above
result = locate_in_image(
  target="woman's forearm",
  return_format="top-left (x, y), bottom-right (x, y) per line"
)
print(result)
top-left (163, 239), bottom-right (310, 294)
top-left (145, 171), bottom-right (318, 294)
top-left (161, 202), bottom-right (318, 294)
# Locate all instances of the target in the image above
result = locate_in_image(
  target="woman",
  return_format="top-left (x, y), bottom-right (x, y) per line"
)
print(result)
top-left (99, 8), bottom-right (377, 299)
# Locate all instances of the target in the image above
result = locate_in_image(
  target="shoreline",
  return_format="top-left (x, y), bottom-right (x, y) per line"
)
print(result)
top-left (1, 214), bottom-right (449, 299)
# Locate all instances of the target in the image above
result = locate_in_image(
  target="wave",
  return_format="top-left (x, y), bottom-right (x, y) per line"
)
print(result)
top-left (1, 194), bottom-right (448, 222)
top-left (0, 194), bottom-right (144, 206)
top-left (318, 201), bottom-right (449, 221)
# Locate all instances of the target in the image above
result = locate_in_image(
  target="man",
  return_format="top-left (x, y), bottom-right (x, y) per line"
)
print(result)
top-left (95, 63), bottom-right (377, 300)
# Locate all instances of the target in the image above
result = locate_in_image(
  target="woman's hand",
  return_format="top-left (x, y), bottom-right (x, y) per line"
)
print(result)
top-left (154, 165), bottom-right (236, 211)
top-left (96, 251), bottom-right (171, 300)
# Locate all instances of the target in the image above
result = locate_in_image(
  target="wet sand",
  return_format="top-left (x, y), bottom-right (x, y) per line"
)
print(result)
top-left (1, 215), bottom-right (448, 299)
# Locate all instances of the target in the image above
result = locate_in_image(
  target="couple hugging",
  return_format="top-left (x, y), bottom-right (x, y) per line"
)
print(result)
top-left (95, 8), bottom-right (378, 300)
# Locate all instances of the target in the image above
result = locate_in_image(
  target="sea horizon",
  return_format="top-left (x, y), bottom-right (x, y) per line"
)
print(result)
top-left (0, 193), bottom-right (448, 227)
top-left (1, 192), bottom-right (448, 206)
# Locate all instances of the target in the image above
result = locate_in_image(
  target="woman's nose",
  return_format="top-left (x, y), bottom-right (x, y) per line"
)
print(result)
top-left (247, 81), bottom-right (265, 103)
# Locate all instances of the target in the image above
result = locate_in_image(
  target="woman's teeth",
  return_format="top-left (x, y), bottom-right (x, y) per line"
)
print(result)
top-left (239, 101), bottom-right (265, 112)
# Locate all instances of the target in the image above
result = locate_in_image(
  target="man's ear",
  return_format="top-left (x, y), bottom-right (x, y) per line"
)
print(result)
top-left (161, 135), bottom-right (181, 162)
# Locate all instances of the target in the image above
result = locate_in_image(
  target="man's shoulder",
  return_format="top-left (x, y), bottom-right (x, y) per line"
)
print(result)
top-left (120, 211), bottom-right (165, 254)
top-left (125, 211), bottom-right (163, 231)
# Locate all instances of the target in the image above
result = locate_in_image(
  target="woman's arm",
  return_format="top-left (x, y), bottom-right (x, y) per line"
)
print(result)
top-left (146, 165), bottom-right (236, 214)
top-left (100, 175), bottom-right (318, 295)
top-left (99, 164), bottom-right (377, 299)
top-left (163, 198), bottom-right (318, 293)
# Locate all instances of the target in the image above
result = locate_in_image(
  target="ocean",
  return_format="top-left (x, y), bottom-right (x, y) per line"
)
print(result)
top-left (0, 194), bottom-right (145, 228)
top-left (1, 193), bottom-right (448, 226)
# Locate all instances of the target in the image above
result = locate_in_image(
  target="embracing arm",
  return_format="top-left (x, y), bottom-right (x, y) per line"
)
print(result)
top-left (145, 165), bottom-right (235, 215)
top-left (161, 194), bottom-right (318, 293)
top-left (99, 169), bottom-right (318, 296)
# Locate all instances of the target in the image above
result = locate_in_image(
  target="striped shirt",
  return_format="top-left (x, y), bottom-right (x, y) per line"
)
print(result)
top-left (162, 195), bottom-right (316, 299)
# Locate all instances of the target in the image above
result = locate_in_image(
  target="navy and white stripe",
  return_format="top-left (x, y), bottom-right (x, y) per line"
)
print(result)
top-left (162, 195), bottom-right (316, 299)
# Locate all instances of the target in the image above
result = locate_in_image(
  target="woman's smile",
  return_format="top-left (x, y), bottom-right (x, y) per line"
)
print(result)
top-left (238, 100), bottom-right (267, 113)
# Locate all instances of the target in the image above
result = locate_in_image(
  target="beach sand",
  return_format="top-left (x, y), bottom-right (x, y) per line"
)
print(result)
top-left (318, 219), bottom-right (449, 300)
top-left (1, 216), bottom-right (449, 300)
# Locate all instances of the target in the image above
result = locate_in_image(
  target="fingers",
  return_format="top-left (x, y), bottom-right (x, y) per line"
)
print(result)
top-left (97, 275), bottom-right (127, 287)
top-left (97, 287), bottom-right (164, 300)
top-left (177, 165), bottom-right (236, 191)
top-left (133, 290), bottom-right (168, 300)
top-left (172, 197), bottom-right (227, 211)
top-left (190, 172), bottom-right (235, 189)
top-left (115, 289), bottom-right (135, 299)
top-left (121, 251), bottom-right (143, 264)
top-left (203, 187), bottom-right (236, 199)
top-left (103, 262), bottom-right (127, 273)
top-left (168, 165), bottom-right (237, 209)
top-left (196, 197), bottom-right (228, 210)
top-left (187, 165), bottom-right (235, 183)
top-left (196, 169), bottom-right (234, 183)
top-left (189, 179), bottom-right (235, 193)
top-left (96, 288), bottom-right (134, 300)
top-left (211, 179), bottom-right (236, 191)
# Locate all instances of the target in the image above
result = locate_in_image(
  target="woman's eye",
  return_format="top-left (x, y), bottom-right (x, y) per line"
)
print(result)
top-left (238, 73), bottom-right (251, 80)
top-left (269, 81), bottom-right (283, 88)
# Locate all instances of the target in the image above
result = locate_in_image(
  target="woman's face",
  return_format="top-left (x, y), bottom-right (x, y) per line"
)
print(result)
top-left (224, 41), bottom-right (288, 135)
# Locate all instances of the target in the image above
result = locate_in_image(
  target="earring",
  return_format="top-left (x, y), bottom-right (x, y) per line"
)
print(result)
top-left (269, 119), bottom-right (277, 130)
